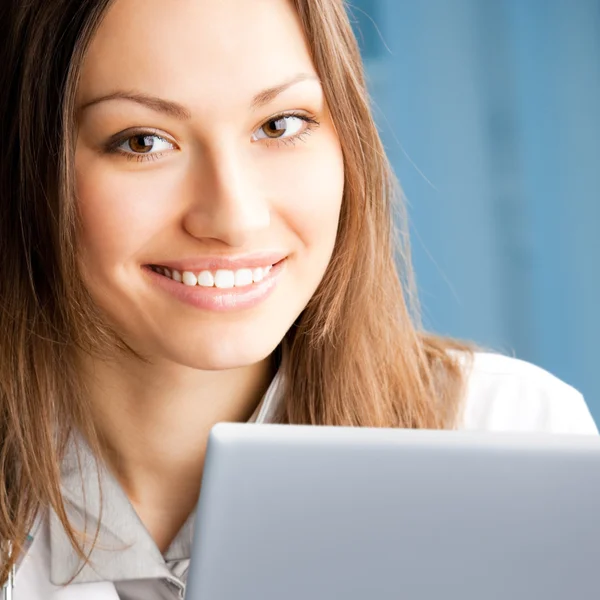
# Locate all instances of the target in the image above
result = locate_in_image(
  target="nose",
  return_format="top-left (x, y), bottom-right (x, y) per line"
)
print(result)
top-left (182, 143), bottom-right (271, 247)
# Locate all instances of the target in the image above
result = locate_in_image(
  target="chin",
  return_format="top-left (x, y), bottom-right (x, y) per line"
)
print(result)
top-left (156, 332), bottom-right (283, 372)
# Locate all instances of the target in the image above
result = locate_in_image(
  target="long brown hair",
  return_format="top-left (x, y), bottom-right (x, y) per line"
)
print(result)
top-left (0, 0), bottom-right (473, 586)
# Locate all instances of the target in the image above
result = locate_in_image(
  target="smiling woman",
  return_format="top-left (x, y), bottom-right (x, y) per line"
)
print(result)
top-left (73, 0), bottom-right (346, 373)
top-left (0, 0), bottom-right (597, 598)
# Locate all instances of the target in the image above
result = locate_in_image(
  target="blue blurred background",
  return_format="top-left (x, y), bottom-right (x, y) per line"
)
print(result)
top-left (349, 0), bottom-right (600, 423)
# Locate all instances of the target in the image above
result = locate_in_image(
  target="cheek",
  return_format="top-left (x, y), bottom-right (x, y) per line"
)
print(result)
top-left (75, 148), bottom-right (179, 271)
top-left (269, 139), bottom-right (345, 262)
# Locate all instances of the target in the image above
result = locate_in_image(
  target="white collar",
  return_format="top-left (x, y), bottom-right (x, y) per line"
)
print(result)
top-left (48, 368), bottom-right (284, 586)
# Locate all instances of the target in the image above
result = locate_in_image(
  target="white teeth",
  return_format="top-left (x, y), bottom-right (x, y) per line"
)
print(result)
top-left (214, 270), bottom-right (235, 289)
top-left (234, 268), bottom-right (254, 287)
top-left (197, 270), bottom-right (214, 287)
top-left (155, 263), bottom-right (276, 287)
top-left (182, 271), bottom-right (198, 286)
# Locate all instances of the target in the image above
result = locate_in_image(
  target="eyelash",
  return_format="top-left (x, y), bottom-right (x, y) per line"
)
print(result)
top-left (104, 111), bottom-right (321, 163)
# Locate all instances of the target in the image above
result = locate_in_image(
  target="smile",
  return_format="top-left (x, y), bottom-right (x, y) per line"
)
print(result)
top-left (143, 257), bottom-right (287, 312)
top-left (149, 264), bottom-right (274, 288)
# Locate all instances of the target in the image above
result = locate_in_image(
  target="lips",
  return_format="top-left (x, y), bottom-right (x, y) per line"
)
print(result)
top-left (147, 251), bottom-right (288, 273)
top-left (144, 255), bottom-right (287, 311)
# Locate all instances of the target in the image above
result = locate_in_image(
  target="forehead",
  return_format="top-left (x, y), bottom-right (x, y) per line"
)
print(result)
top-left (77, 0), bottom-right (316, 114)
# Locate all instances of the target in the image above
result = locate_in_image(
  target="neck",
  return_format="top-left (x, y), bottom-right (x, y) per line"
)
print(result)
top-left (79, 351), bottom-right (276, 551)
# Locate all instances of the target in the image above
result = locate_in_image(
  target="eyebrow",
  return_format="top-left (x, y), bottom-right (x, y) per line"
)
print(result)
top-left (77, 72), bottom-right (321, 120)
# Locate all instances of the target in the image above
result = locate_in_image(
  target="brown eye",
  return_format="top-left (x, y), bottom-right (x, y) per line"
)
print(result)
top-left (253, 115), bottom-right (306, 142)
top-left (108, 132), bottom-right (176, 161)
top-left (128, 135), bottom-right (155, 153)
top-left (261, 118), bottom-right (288, 139)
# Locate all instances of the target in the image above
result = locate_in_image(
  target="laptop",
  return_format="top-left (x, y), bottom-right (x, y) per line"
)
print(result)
top-left (185, 423), bottom-right (600, 600)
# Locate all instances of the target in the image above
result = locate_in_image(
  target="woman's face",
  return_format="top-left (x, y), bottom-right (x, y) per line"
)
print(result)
top-left (74, 0), bottom-right (344, 369)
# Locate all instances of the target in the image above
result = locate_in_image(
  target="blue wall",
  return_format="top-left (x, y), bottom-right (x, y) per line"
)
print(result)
top-left (349, 0), bottom-right (600, 423)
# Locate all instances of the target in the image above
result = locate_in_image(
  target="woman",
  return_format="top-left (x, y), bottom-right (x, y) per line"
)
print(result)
top-left (1, 0), bottom-right (597, 597)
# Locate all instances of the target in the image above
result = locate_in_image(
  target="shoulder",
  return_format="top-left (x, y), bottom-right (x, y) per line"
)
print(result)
top-left (448, 350), bottom-right (599, 435)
